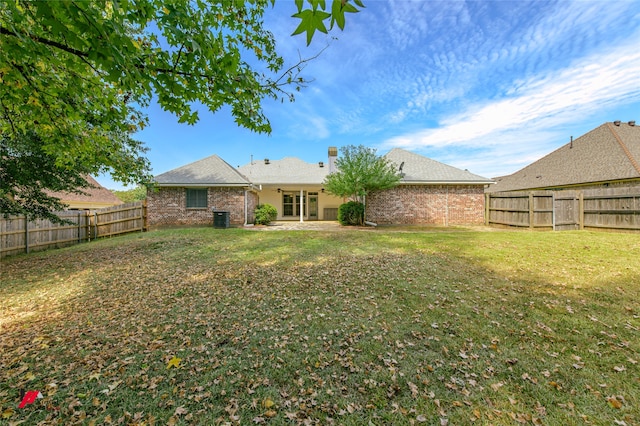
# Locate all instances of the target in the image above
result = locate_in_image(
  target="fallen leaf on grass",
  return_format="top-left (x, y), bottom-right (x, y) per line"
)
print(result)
top-left (262, 397), bottom-right (275, 409)
top-left (174, 406), bottom-right (188, 416)
top-left (607, 396), bottom-right (623, 409)
top-left (166, 356), bottom-right (181, 369)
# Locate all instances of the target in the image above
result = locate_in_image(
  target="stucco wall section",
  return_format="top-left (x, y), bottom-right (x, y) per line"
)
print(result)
top-left (366, 185), bottom-right (486, 225)
top-left (147, 187), bottom-right (249, 227)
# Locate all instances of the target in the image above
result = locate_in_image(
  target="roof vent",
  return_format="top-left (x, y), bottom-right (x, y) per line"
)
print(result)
top-left (264, 158), bottom-right (270, 165)
top-left (319, 161), bottom-right (324, 168)
top-left (629, 120), bottom-right (636, 126)
top-left (614, 120), bottom-right (621, 126)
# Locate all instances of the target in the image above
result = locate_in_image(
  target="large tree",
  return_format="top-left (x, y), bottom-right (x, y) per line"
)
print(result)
top-left (323, 145), bottom-right (401, 224)
top-left (0, 0), bottom-right (363, 220)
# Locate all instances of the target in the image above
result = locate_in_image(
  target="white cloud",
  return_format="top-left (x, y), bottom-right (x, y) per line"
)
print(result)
top-left (383, 41), bottom-right (640, 151)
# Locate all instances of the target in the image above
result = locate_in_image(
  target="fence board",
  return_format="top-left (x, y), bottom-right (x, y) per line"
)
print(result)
top-left (1, 201), bottom-right (146, 259)
top-left (487, 188), bottom-right (640, 231)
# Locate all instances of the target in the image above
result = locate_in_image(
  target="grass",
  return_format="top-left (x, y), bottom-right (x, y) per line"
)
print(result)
top-left (1, 227), bottom-right (639, 425)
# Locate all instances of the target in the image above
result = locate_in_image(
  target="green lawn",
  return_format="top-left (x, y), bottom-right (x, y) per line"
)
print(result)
top-left (1, 227), bottom-right (639, 425)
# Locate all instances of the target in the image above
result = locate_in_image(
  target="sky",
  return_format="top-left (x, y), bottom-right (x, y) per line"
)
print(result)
top-left (98, 0), bottom-right (640, 190)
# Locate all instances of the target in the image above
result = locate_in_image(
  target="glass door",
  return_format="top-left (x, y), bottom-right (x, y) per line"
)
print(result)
top-left (308, 193), bottom-right (318, 220)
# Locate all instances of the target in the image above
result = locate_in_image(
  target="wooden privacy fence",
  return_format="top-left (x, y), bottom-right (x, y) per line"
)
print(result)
top-left (486, 188), bottom-right (640, 231)
top-left (1, 202), bottom-right (146, 258)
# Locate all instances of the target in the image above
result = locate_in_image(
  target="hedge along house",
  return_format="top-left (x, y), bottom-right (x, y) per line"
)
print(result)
top-left (147, 147), bottom-right (493, 227)
top-left (366, 148), bottom-right (494, 225)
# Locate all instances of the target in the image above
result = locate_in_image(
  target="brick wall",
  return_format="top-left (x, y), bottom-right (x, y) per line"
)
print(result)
top-left (366, 184), bottom-right (486, 225)
top-left (147, 187), bottom-right (252, 227)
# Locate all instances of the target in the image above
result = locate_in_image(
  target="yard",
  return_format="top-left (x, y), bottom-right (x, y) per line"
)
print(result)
top-left (1, 227), bottom-right (639, 425)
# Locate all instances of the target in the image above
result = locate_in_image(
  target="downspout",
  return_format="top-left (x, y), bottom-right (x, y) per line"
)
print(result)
top-left (363, 193), bottom-right (366, 226)
top-left (445, 186), bottom-right (449, 227)
top-left (244, 189), bottom-right (248, 226)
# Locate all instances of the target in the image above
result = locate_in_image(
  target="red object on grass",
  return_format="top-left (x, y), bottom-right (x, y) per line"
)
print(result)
top-left (18, 390), bottom-right (41, 408)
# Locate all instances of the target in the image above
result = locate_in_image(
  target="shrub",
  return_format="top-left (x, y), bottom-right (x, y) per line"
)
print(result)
top-left (338, 201), bottom-right (364, 226)
top-left (254, 203), bottom-right (277, 225)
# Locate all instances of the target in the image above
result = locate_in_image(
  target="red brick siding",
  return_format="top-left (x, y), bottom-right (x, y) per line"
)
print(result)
top-left (366, 185), bottom-right (486, 225)
top-left (147, 187), bottom-right (250, 227)
top-left (246, 191), bottom-right (258, 224)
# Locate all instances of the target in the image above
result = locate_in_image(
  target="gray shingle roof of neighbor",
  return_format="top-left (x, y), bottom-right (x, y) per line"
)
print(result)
top-left (154, 154), bottom-right (251, 186)
top-left (487, 121), bottom-right (640, 193)
top-left (238, 157), bottom-right (330, 185)
top-left (384, 148), bottom-right (494, 184)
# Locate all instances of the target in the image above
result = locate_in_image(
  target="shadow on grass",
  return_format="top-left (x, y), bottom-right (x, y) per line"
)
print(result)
top-left (1, 227), bottom-right (639, 425)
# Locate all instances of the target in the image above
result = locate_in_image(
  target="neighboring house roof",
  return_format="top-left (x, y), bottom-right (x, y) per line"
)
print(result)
top-left (488, 121), bottom-right (640, 193)
top-left (154, 154), bottom-right (251, 187)
top-left (238, 157), bottom-right (329, 185)
top-left (384, 148), bottom-right (493, 184)
top-left (46, 175), bottom-right (123, 209)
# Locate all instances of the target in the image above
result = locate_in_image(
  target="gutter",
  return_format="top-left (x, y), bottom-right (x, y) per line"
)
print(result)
top-left (400, 180), bottom-right (495, 185)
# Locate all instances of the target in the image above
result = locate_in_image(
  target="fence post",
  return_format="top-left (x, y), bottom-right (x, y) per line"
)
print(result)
top-left (484, 193), bottom-right (490, 225)
top-left (529, 192), bottom-right (534, 228)
top-left (86, 211), bottom-right (91, 242)
top-left (94, 212), bottom-right (99, 239)
top-left (24, 216), bottom-right (29, 254)
top-left (578, 191), bottom-right (584, 230)
top-left (142, 199), bottom-right (148, 231)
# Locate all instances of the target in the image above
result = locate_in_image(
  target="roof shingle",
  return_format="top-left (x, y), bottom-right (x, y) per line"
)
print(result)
top-left (155, 154), bottom-right (251, 186)
top-left (488, 122), bottom-right (640, 192)
top-left (384, 148), bottom-right (493, 184)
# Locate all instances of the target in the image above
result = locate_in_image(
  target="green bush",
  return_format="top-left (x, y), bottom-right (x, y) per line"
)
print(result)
top-left (254, 203), bottom-right (277, 225)
top-left (338, 201), bottom-right (364, 226)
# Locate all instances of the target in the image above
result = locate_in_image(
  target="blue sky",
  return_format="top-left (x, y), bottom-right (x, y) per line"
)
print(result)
top-left (98, 0), bottom-right (640, 190)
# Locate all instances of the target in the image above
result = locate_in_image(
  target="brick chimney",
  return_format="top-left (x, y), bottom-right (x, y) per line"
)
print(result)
top-left (328, 147), bottom-right (338, 173)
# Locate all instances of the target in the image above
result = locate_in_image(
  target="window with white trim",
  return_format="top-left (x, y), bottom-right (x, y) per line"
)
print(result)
top-left (282, 191), bottom-right (306, 216)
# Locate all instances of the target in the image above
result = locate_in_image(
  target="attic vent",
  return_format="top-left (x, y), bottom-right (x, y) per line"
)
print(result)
top-left (319, 161), bottom-right (324, 167)
top-left (630, 120), bottom-right (636, 127)
top-left (614, 120), bottom-right (621, 126)
top-left (264, 158), bottom-right (270, 165)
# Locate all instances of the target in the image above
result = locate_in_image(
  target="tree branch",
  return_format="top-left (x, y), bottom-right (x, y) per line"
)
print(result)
top-left (0, 25), bottom-right (89, 59)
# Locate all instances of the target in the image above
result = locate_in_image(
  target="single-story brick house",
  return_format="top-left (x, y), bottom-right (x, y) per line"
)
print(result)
top-left (487, 121), bottom-right (640, 193)
top-left (147, 147), bottom-right (493, 227)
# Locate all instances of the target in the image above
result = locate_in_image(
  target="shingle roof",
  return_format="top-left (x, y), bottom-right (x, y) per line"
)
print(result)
top-left (384, 148), bottom-right (493, 184)
top-left (46, 175), bottom-right (123, 206)
top-left (155, 149), bottom-right (492, 187)
top-left (155, 154), bottom-right (251, 186)
top-left (238, 157), bottom-right (329, 185)
top-left (488, 121), bottom-right (640, 192)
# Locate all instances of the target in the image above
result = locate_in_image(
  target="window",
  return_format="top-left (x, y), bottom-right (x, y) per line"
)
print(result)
top-left (186, 188), bottom-right (208, 208)
top-left (282, 191), bottom-right (306, 216)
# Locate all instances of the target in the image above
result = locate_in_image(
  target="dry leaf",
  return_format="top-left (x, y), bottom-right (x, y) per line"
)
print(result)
top-left (607, 396), bottom-right (623, 409)
top-left (166, 356), bottom-right (181, 369)
top-left (263, 398), bottom-right (275, 409)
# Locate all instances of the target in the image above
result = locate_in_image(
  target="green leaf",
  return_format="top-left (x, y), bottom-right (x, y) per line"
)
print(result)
top-left (291, 9), bottom-right (331, 45)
